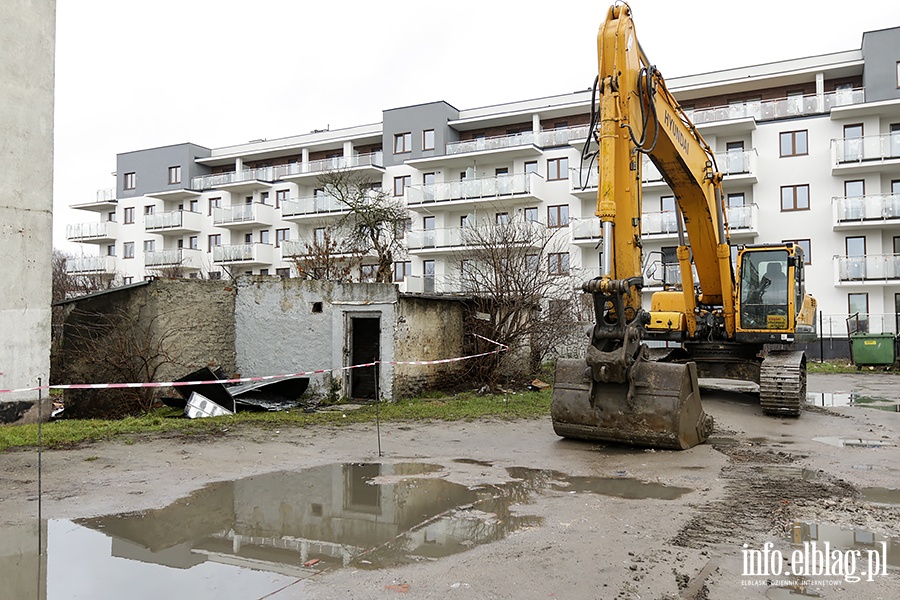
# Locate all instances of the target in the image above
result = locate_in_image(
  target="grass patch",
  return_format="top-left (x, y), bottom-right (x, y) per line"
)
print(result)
top-left (0, 390), bottom-right (552, 453)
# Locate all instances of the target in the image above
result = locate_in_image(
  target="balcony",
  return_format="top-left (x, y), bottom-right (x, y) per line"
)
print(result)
top-left (406, 221), bottom-right (546, 255)
top-left (66, 221), bottom-right (118, 243)
top-left (835, 254), bottom-right (900, 284)
top-left (833, 194), bottom-right (900, 229)
top-left (71, 188), bottom-right (117, 212)
top-left (212, 203), bottom-right (275, 229)
top-left (725, 204), bottom-right (759, 239)
top-left (832, 133), bottom-right (900, 174)
top-left (275, 151), bottom-right (384, 183)
top-left (280, 194), bottom-right (349, 221)
top-left (145, 248), bottom-right (204, 270)
top-left (144, 210), bottom-right (205, 235)
top-left (715, 149), bottom-right (757, 184)
top-left (403, 275), bottom-right (465, 295)
top-left (192, 166), bottom-right (274, 193)
top-left (212, 243), bottom-right (275, 266)
top-left (408, 133), bottom-right (540, 169)
top-left (65, 255), bottom-right (116, 275)
top-left (686, 88), bottom-right (864, 128)
top-left (541, 125), bottom-right (591, 148)
top-left (570, 217), bottom-right (602, 246)
top-left (407, 173), bottom-right (542, 210)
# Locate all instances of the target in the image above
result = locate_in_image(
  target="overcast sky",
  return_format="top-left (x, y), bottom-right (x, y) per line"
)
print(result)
top-left (53, 0), bottom-right (900, 251)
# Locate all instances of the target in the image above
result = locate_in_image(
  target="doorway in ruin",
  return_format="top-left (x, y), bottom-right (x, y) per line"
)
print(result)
top-left (346, 314), bottom-right (380, 400)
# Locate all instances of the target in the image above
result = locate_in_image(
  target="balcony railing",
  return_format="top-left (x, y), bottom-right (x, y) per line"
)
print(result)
top-left (96, 188), bottom-right (116, 202)
top-left (281, 194), bottom-right (347, 218)
top-left (65, 255), bottom-right (115, 274)
top-left (66, 222), bottom-right (116, 241)
top-left (144, 210), bottom-right (204, 232)
top-left (714, 149), bottom-right (756, 176)
top-left (540, 125), bottom-right (590, 147)
top-left (145, 248), bottom-right (203, 269)
top-left (407, 173), bottom-right (532, 205)
top-left (836, 254), bottom-right (900, 282)
top-left (571, 217), bottom-right (601, 240)
top-left (407, 221), bottom-right (546, 251)
top-left (643, 210), bottom-right (679, 235)
top-left (212, 203), bottom-right (274, 226)
top-left (686, 88), bottom-right (864, 126)
top-left (834, 194), bottom-right (900, 223)
top-left (833, 133), bottom-right (900, 164)
top-left (212, 243), bottom-right (274, 264)
top-left (273, 151), bottom-right (384, 178)
top-left (446, 132), bottom-right (534, 155)
top-left (192, 152), bottom-right (384, 190)
top-left (726, 204), bottom-right (757, 231)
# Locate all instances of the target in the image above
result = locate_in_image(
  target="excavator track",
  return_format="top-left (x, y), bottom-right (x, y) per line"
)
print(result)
top-left (758, 350), bottom-right (806, 416)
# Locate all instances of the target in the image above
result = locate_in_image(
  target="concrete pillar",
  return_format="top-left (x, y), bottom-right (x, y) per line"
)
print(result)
top-left (0, 0), bottom-right (55, 421)
top-left (816, 72), bottom-right (825, 113)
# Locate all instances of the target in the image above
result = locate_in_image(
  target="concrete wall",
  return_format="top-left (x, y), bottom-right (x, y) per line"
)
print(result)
top-left (382, 101), bottom-right (459, 167)
top-left (234, 278), bottom-right (398, 399)
top-left (0, 0), bottom-right (55, 420)
top-left (393, 296), bottom-right (467, 396)
top-left (862, 27), bottom-right (900, 103)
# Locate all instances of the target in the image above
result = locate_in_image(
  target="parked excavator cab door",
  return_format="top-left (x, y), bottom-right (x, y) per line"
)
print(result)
top-left (738, 248), bottom-right (792, 332)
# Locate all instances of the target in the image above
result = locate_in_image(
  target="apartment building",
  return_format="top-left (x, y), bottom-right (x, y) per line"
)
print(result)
top-left (67, 25), bottom-right (900, 338)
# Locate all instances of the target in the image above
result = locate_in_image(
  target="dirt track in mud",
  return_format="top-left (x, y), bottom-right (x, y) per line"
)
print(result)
top-left (2, 372), bottom-right (900, 599)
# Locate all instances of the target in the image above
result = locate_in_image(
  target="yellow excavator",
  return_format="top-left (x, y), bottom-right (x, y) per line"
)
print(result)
top-left (551, 3), bottom-right (818, 450)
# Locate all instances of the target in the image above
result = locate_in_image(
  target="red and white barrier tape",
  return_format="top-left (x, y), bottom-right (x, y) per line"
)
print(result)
top-left (0, 334), bottom-right (508, 395)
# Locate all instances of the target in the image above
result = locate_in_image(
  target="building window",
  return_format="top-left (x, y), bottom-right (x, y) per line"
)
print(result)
top-left (780, 184), bottom-right (809, 211)
top-left (123, 207), bottom-right (135, 224)
top-left (548, 204), bottom-right (569, 227)
top-left (276, 228), bottom-right (289, 247)
top-left (275, 189), bottom-right (289, 208)
top-left (208, 234), bottom-right (221, 251)
top-left (143, 240), bottom-right (155, 253)
top-left (189, 199), bottom-right (199, 212)
top-left (393, 175), bottom-right (411, 196)
top-left (260, 229), bottom-right (270, 244)
top-left (144, 205), bottom-right (155, 215)
top-left (276, 268), bottom-right (291, 278)
top-left (393, 261), bottom-right (411, 282)
top-left (168, 165), bottom-right (182, 185)
top-left (314, 227), bottom-right (326, 244)
top-left (361, 264), bottom-right (377, 282)
top-left (779, 130), bottom-right (808, 157)
top-left (843, 123), bottom-right (864, 161)
top-left (107, 211), bottom-right (117, 222)
top-left (208, 271), bottom-right (221, 280)
top-left (106, 244), bottom-right (116, 257)
top-left (189, 235), bottom-right (198, 250)
top-left (783, 239), bottom-right (812, 264)
top-left (123, 172), bottom-right (136, 190)
top-left (259, 268), bottom-right (269, 276)
top-left (423, 129), bottom-right (435, 151)
top-left (526, 254), bottom-right (539, 271)
top-left (260, 191), bottom-right (270, 205)
top-left (525, 161), bottom-right (538, 175)
top-left (495, 212), bottom-right (509, 225)
top-left (548, 252), bottom-right (570, 275)
top-left (394, 132), bottom-right (412, 154)
top-left (244, 232), bottom-right (253, 243)
top-left (524, 207), bottom-right (538, 222)
top-left (547, 157), bottom-right (568, 181)
top-left (123, 241), bottom-right (134, 259)
top-left (208, 197), bottom-right (221, 216)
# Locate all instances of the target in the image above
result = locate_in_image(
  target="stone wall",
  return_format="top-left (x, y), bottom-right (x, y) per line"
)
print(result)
top-left (393, 296), bottom-right (467, 397)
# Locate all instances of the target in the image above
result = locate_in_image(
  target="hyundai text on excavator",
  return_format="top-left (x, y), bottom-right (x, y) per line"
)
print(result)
top-left (550, 3), bottom-right (818, 450)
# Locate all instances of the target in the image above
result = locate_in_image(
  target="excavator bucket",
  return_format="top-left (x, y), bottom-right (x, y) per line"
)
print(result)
top-left (551, 357), bottom-right (712, 450)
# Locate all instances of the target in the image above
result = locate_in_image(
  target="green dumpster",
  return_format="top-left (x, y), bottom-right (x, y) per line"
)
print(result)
top-left (850, 333), bottom-right (896, 367)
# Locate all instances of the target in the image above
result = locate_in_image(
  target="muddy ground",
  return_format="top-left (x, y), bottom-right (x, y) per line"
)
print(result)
top-left (2, 372), bottom-right (900, 599)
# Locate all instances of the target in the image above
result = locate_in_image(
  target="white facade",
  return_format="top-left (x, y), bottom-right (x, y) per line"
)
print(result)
top-left (68, 28), bottom-right (900, 339)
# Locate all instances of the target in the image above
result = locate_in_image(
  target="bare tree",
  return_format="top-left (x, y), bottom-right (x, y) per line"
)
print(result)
top-left (292, 225), bottom-right (358, 281)
top-left (317, 169), bottom-right (409, 283)
top-left (450, 214), bottom-right (580, 382)
top-left (51, 250), bottom-right (116, 349)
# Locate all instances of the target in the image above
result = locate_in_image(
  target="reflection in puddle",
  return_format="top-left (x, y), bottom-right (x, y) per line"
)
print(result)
top-left (791, 521), bottom-right (900, 568)
top-left (811, 437), bottom-right (893, 448)
top-left (2, 463), bottom-right (693, 599)
top-left (861, 487), bottom-right (900, 505)
top-left (806, 392), bottom-right (900, 412)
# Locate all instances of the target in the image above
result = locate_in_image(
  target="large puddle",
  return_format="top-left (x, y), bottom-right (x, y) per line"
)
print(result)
top-left (2, 463), bottom-right (691, 599)
top-left (806, 392), bottom-right (900, 411)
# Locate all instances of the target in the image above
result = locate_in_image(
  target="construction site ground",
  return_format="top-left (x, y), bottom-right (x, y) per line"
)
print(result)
top-left (3, 372), bottom-right (900, 599)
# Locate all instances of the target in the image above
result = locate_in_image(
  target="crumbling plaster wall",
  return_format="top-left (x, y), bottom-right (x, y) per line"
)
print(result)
top-left (393, 297), bottom-right (467, 397)
top-left (233, 278), bottom-right (397, 400)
